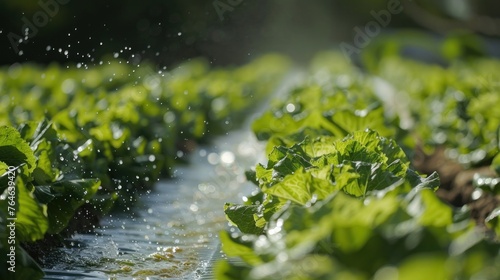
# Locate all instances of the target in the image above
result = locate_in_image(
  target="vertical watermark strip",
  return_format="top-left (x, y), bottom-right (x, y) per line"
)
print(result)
top-left (6, 166), bottom-right (17, 273)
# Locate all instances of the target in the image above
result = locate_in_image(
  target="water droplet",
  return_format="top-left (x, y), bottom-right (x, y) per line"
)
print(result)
top-left (220, 151), bottom-right (235, 164)
top-left (163, 111), bottom-right (176, 123)
top-left (62, 79), bottom-right (76, 94)
top-left (355, 109), bottom-right (368, 117)
top-left (285, 103), bottom-right (296, 113)
top-left (471, 189), bottom-right (483, 200)
top-left (207, 153), bottom-right (219, 165)
top-left (176, 150), bottom-right (184, 158)
top-left (199, 149), bottom-right (207, 157)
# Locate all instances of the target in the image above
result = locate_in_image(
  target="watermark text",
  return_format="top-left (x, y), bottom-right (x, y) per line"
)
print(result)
top-left (213, 0), bottom-right (244, 21)
top-left (340, 0), bottom-right (411, 59)
top-left (6, 0), bottom-right (70, 55)
top-left (6, 166), bottom-right (17, 273)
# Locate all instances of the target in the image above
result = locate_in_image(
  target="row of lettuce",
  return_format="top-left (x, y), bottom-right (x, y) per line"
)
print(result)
top-left (217, 48), bottom-right (500, 279)
top-left (0, 55), bottom-right (290, 279)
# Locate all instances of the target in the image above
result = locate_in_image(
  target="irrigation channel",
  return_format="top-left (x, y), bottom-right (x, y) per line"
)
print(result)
top-left (40, 73), bottom-right (302, 279)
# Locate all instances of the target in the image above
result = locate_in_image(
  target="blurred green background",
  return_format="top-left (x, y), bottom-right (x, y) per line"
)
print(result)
top-left (1, 0), bottom-right (499, 66)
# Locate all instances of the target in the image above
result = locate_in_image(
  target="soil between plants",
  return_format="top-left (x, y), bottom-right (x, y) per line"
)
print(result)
top-left (413, 146), bottom-right (499, 227)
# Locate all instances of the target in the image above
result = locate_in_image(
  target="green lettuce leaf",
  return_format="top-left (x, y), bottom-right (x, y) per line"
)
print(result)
top-left (0, 126), bottom-right (36, 174)
top-left (46, 179), bottom-right (100, 234)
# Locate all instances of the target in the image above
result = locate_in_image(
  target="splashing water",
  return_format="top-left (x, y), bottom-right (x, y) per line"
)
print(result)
top-left (42, 129), bottom-right (265, 279)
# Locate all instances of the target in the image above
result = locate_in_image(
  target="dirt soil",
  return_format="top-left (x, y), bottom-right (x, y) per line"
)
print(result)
top-left (413, 146), bottom-right (499, 227)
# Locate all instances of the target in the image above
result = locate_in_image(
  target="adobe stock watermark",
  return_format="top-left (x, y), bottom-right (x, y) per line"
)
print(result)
top-left (213, 0), bottom-right (244, 21)
top-left (340, 0), bottom-right (412, 60)
top-left (6, 0), bottom-right (70, 55)
top-left (5, 166), bottom-right (18, 273)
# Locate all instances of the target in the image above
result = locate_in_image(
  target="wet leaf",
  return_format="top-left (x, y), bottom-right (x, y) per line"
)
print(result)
top-left (46, 178), bottom-right (100, 234)
top-left (0, 126), bottom-right (36, 174)
top-left (224, 204), bottom-right (264, 235)
top-left (0, 178), bottom-right (49, 242)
